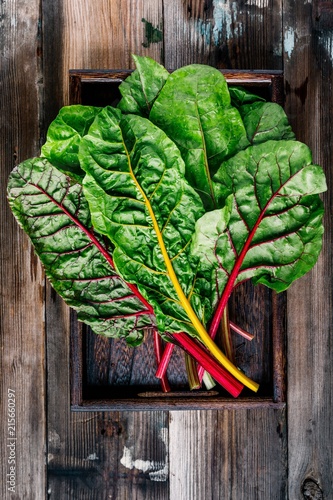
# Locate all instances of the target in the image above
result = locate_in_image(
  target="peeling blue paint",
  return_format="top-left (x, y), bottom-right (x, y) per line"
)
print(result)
top-left (284, 27), bottom-right (295, 59)
top-left (213, 1), bottom-right (240, 44)
top-left (195, 0), bottom-right (243, 47)
top-left (196, 18), bottom-right (214, 46)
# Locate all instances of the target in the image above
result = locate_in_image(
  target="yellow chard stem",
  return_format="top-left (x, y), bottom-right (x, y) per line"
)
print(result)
top-left (127, 140), bottom-right (258, 393)
top-left (144, 189), bottom-right (259, 393)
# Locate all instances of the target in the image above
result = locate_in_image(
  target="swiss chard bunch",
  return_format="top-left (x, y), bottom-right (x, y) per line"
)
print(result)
top-left (7, 56), bottom-right (327, 398)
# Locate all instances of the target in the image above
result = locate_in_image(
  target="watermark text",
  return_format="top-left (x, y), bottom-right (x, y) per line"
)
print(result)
top-left (7, 389), bottom-right (16, 493)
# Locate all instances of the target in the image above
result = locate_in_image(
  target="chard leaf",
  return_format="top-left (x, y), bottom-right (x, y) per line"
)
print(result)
top-left (238, 101), bottom-right (295, 145)
top-left (117, 55), bottom-right (169, 117)
top-left (79, 106), bottom-right (208, 337)
top-left (41, 105), bottom-right (103, 182)
top-left (149, 64), bottom-right (249, 209)
top-left (7, 157), bottom-right (155, 346)
top-left (191, 140), bottom-right (326, 317)
top-left (229, 86), bottom-right (266, 107)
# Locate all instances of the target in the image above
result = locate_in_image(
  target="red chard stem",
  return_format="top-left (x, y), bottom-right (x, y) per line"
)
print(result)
top-left (155, 342), bottom-right (174, 379)
top-left (153, 331), bottom-right (171, 393)
top-left (171, 332), bottom-right (243, 398)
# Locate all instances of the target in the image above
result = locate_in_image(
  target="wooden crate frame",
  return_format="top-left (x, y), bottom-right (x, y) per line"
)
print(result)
top-left (69, 69), bottom-right (287, 411)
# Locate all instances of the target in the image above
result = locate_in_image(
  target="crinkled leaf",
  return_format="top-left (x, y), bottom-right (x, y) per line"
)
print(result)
top-left (41, 105), bottom-right (103, 182)
top-left (190, 198), bottom-right (234, 311)
top-left (150, 64), bottom-right (249, 209)
top-left (238, 101), bottom-right (295, 145)
top-left (117, 55), bottom-right (169, 117)
top-left (79, 106), bottom-right (208, 337)
top-left (191, 140), bottom-right (326, 315)
top-left (229, 86), bottom-right (266, 107)
top-left (7, 157), bottom-right (155, 346)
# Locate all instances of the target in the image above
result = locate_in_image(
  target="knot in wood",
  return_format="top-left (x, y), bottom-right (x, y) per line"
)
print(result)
top-left (302, 478), bottom-right (323, 500)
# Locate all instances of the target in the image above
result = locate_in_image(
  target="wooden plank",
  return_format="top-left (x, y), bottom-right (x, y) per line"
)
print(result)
top-left (41, 0), bottom-right (67, 128)
top-left (45, 1), bottom-right (169, 498)
top-left (169, 407), bottom-right (287, 499)
top-left (164, 1), bottom-right (287, 498)
top-left (10, 1), bottom-right (333, 497)
top-left (0, 1), bottom-right (46, 499)
top-left (47, 251), bottom-right (166, 498)
top-left (163, 0), bottom-right (283, 70)
top-left (48, 403), bottom-right (169, 499)
top-left (45, 223), bottom-right (170, 500)
top-left (283, 3), bottom-right (333, 498)
top-left (61, 0), bottom-right (164, 104)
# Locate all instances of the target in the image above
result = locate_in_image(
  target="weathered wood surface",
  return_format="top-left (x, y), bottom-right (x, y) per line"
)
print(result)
top-left (61, 0), bottom-right (164, 105)
top-left (284, 2), bottom-right (333, 498)
top-left (1, 0), bottom-right (332, 499)
top-left (48, 0), bottom-right (289, 498)
top-left (165, 3), bottom-right (288, 499)
top-left (163, 0), bottom-right (283, 70)
top-left (45, 1), bottom-right (170, 499)
top-left (169, 408), bottom-right (287, 499)
top-left (0, 1), bottom-right (46, 499)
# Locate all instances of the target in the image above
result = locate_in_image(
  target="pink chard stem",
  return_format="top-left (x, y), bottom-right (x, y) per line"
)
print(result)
top-left (155, 342), bottom-right (175, 379)
top-left (40, 185), bottom-right (154, 315)
top-left (230, 321), bottom-right (254, 341)
top-left (209, 195), bottom-right (273, 339)
top-left (153, 331), bottom-right (171, 393)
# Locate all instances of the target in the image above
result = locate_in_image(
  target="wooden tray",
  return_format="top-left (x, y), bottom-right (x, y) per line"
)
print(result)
top-left (69, 69), bottom-right (287, 411)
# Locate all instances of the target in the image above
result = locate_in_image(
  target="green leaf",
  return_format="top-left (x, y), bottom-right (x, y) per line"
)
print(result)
top-left (79, 106), bottom-right (208, 337)
top-left (150, 64), bottom-right (249, 209)
top-left (191, 140), bottom-right (327, 318)
top-left (117, 55), bottom-right (169, 117)
top-left (41, 105), bottom-right (103, 182)
top-left (190, 198), bottom-right (233, 310)
top-left (7, 157), bottom-right (155, 345)
top-left (229, 86), bottom-right (266, 107)
top-left (238, 101), bottom-right (295, 145)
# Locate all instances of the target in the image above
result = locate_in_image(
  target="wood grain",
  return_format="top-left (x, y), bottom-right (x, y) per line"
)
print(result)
top-left (169, 408), bottom-right (287, 500)
top-left (164, 2), bottom-right (287, 498)
top-left (283, 3), bottom-right (333, 498)
top-left (48, 0), bottom-right (290, 497)
top-left (45, 1), bottom-right (169, 499)
top-left (0, 1), bottom-right (46, 499)
top-left (47, 285), bottom-right (169, 498)
top-left (2, 0), bottom-right (332, 497)
top-left (62, 0), bottom-right (164, 104)
top-left (163, 0), bottom-right (283, 70)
